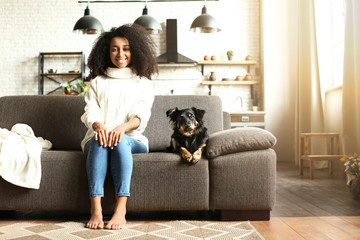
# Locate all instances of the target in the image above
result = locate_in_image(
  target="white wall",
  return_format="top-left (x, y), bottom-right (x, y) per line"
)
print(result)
top-left (263, 0), bottom-right (299, 162)
top-left (0, 0), bottom-right (261, 112)
top-left (1, 0), bottom-right (305, 163)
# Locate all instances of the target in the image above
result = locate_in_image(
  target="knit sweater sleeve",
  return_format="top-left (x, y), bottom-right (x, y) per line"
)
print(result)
top-left (80, 78), bottom-right (104, 131)
top-left (127, 79), bottom-right (154, 131)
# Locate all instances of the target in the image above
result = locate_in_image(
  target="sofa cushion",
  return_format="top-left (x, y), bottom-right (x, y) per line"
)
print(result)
top-left (144, 95), bottom-right (224, 152)
top-left (206, 127), bottom-right (277, 158)
top-left (128, 152), bottom-right (210, 211)
top-left (0, 95), bottom-right (87, 150)
top-left (0, 95), bottom-right (224, 152)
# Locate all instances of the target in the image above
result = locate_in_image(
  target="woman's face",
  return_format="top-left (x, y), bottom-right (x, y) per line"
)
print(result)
top-left (109, 37), bottom-right (131, 68)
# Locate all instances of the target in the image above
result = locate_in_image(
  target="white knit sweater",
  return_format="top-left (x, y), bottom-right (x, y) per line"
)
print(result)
top-left (80, 67), bottom-right (154, 151)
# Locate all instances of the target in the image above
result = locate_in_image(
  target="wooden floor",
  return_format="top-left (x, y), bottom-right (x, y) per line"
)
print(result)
top-left (1, 161), bottom-right (359, 239)
top-left (252, 161), bottom-right (360, 240)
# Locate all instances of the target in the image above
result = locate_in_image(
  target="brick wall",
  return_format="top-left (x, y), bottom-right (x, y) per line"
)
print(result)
top-left (0, 0), bottom-right (261, 112)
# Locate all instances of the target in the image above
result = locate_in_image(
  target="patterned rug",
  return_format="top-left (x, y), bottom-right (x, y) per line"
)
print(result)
top-left (0, 220), bottom-right (264, 240)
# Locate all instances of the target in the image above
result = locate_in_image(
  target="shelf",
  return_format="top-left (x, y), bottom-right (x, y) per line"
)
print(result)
top-left (197, 60), bottom-right (257, 65)
top-left (40, 52), bottom-right (83, 55)
top-left (158, 63), bottom-right (197, 67)
top-left (40, 73), bottom-right (82, 76)
top-left (197, 60), bottom-right (257, 75)
top-left (38, 52), bottom-right (85, 95)
top-left (201, 80), bottom-right (259, 85)
top-left (202, 80), bottom-right (259, 95)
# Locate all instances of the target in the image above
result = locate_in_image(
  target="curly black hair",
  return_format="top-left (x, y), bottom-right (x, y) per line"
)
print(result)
top-left (87, 24), bottom-right (158, 80)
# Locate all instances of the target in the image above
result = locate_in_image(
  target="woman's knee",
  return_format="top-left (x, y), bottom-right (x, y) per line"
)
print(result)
top-left (114, 136), bottom-right (131, 151)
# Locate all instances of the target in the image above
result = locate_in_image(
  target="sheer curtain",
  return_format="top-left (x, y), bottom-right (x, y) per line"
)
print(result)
top-left (342, 0), bottom-right (360, 153)
top-left (295, 0), bottom-right (325, 166)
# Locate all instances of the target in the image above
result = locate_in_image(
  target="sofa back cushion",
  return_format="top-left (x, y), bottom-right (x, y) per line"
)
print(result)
top-left (144, 95), bottom-right (223, 152)
top-left (0, 95), bottom-right (223, 151)
top-left (0, 95), bottom-right (87, 150)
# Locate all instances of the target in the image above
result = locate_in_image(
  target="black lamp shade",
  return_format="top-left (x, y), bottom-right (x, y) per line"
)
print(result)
top-left (73, 6), bottom-right (104, 34)
top-left (134, 6), bottom-right (162, 34)
top-left (190, 6), bottom-right (221, 33)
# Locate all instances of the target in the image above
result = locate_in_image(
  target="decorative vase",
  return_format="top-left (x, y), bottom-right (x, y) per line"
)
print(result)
top-left (227, 55), bottom-right (233, 61)
top-left (350, 177), bottom-right (360, 198)
top-left (64, 89), bottom-right (72, 95)
top-left (209, 72), bottom-right (216, 81)
top-left (252, 106), bottom-right (258, 112)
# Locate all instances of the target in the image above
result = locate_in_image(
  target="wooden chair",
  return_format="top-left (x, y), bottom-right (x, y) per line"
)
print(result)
top-left (299, 133), bottom-right (344, 179)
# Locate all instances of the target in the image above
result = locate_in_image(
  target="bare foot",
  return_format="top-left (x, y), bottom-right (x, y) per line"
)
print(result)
top-left (86, 211), bottom-right (104, 229)
top-left (105, 196), bottom-right (127, 230)
top-left (105, 210), bottom-right (126, 230)
top-left (86, 196), bottom-right (104, 229)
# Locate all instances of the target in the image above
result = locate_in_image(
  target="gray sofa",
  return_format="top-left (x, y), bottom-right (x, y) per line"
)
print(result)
top-left (0, 95), bottom-right (276, 220)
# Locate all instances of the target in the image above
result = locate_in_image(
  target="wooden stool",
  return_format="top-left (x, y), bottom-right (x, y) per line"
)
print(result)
top-left (300, 133), bottom-right (344, 179)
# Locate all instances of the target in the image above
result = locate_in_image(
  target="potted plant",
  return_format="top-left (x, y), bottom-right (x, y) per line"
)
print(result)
top-left (77, 79), bottom-right (88, 96)
top-left (62, 81), bottom-right (75, 95)
top-left (226, 50), bottom-right (234, 61)
top-left (340, 153), bottom-right (360, 198)
top-left (252, 90), bottom-right (259, 111)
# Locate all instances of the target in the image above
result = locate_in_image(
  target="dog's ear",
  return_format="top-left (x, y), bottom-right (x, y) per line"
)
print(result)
top-left (192, 107), bottom-right (205, 121)
top-left (166, 107), bottom-right (178, 121)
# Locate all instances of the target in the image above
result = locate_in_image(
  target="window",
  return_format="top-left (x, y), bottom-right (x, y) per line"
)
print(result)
top-left (315, 0), bottom-right (345, 90)
top-left (331, 0), bottom-right (345, 88)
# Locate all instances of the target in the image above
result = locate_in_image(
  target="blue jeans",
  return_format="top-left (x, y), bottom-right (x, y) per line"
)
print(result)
top-left (84, 135), bottom-right (147, 197)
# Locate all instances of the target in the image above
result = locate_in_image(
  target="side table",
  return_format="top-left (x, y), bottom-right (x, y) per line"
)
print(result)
top-left (300, 133), bottom-right (344, 179)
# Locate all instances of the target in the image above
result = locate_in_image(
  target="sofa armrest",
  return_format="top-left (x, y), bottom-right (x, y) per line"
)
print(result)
top-left (206, 127), bottom-right (277, 159)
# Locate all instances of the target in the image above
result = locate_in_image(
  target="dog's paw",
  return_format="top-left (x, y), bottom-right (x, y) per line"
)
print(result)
top-left (180, 147), bottom-right (193, 162)
top-left (192, 149), bottom-right (203, 164)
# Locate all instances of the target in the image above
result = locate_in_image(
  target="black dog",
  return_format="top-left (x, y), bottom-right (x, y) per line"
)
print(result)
top-left (166, 107), bottom-right (208, 164)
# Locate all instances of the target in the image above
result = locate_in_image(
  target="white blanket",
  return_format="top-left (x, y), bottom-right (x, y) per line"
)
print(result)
top-left (0, 124), bottom-right (52, 189)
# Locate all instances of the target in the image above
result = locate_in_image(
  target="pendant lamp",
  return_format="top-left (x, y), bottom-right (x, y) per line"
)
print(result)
top-left (73, 3), bottom-right (104, 35)
top-left (134, 1), bottom-right (162, 34)
top-left (190, 0), bottom-right (221, 33)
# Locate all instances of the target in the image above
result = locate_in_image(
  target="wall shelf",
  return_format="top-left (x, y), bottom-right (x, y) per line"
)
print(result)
top-left (197, 60), bottom-right (257, 75)
top-left (197, 60), bottom-right (257, 65)
top-left (38, 52), bottom-right (85, 95)
top-left (201, 80), bottom-right (259, 95)
top-left (40, 73), bottom-right (81, 76)
top-left (201, 80), bottom-right (259, 85)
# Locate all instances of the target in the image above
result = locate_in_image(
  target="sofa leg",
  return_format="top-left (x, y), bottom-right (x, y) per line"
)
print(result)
top-left (219, 210), bottom-right (270, 221)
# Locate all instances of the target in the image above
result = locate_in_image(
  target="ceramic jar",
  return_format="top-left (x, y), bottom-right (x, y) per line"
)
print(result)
top-left (209, 72), bottom-right (216, 81)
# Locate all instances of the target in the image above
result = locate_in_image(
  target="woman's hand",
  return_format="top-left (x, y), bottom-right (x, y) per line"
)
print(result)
top-left (92, 117), bottom-right (141, 149)
top-left (92, 121), bottom-right (110, 147)
top-left (108, 125), bottom-right (126, 149)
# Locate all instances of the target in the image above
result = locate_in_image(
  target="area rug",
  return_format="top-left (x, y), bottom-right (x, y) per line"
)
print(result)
top-left (0, 220), bottom-right (264, 240)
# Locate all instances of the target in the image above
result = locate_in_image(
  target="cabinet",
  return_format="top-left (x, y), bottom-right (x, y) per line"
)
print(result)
top-left (38, 52), bottom-right (85, 95)
top-left (230, 112), bottom-right (265, 128)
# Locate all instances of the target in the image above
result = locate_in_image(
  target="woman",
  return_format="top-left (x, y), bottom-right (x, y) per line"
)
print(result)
top-left (81, 24), bottom-right (158, 230)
